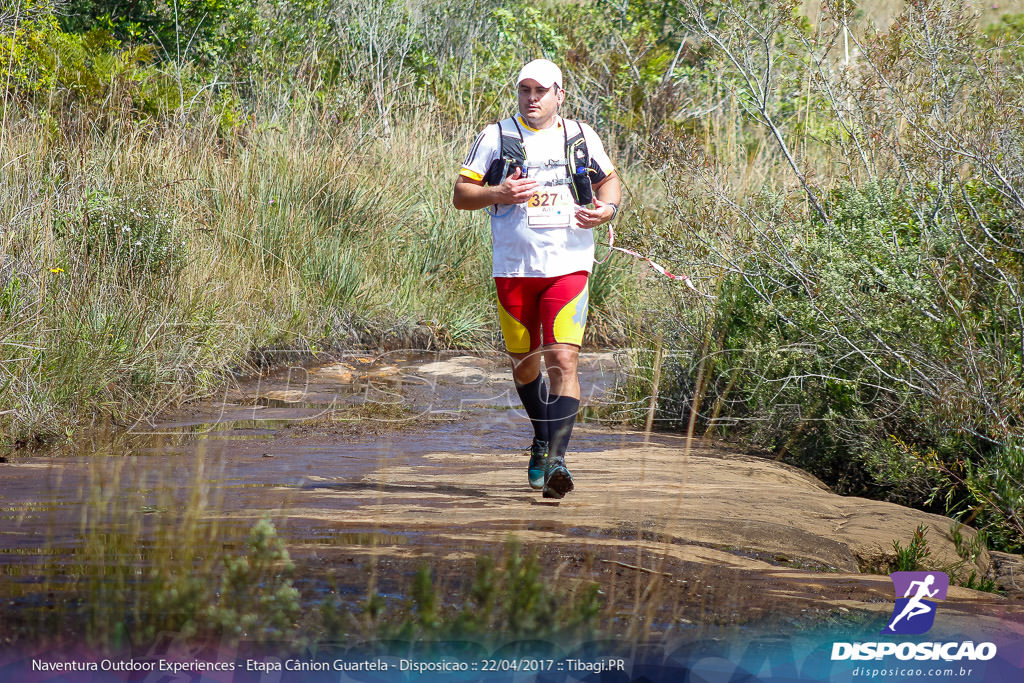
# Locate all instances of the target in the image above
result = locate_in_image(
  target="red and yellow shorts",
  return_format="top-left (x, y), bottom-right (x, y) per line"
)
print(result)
top-left (494, 271), bottom-right (590, 354)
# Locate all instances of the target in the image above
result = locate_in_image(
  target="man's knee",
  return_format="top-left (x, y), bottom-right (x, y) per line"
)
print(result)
top-left (510, 349), bottom-right (543, 383)
top-left (544, 346), bottom-right (579, 375)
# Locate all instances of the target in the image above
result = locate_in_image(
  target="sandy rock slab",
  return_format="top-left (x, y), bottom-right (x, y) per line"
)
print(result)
top-left (273, 430), bottom-right (1022, 638)
top-left (340, 436), bottom-right (991, 575)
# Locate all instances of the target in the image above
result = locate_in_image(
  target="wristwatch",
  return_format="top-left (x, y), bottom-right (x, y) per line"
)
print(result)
top-left (607, 202), bottom-right (619, 220)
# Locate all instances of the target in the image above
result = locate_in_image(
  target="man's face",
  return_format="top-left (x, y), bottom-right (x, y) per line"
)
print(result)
top-left (517, 78), bottom-right (564, 128)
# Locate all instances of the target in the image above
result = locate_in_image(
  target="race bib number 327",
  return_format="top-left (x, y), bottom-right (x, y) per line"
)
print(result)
top-left (526, 186), bottom-right (573, 228)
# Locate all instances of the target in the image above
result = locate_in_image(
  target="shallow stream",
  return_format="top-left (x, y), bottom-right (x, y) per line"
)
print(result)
top-left (0, 351), bottom-right (664, 616)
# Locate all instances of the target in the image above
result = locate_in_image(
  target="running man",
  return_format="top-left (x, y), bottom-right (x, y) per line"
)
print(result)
top-left (452, 59), bottom-right (621, 498)
top-left (887, 574), bottom-right (939, 631)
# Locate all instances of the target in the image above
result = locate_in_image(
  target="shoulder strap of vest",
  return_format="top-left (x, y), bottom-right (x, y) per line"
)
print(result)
top-left (497, 117), bottom-right (526, 161)
top-left (510, 116), bottom-right (526, 142)
top-left (500, 116), bottom-right (591, 165)
top-left (563, 118), bottom-right (590, 171)
top-left (482, 118), bottom-right (527, 186)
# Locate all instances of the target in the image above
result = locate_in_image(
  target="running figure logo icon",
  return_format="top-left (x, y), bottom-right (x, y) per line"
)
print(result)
top-left (882, 571), bottom-right (949, 635)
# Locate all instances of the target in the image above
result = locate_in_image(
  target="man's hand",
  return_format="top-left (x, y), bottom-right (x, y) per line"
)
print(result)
top-left (452, 170), bottom-right (536, 211)
top-left (574, 197), bottom-right (615, 230)
top-left (494, 167), bottom-right (538, 205)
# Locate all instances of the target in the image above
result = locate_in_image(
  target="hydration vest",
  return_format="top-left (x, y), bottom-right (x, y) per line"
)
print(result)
top-left (482, 116), bottom-right (606, 206)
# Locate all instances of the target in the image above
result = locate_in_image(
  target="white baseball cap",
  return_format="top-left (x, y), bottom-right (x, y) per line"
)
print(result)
top-left (516, 59), bottom-right (563, 89)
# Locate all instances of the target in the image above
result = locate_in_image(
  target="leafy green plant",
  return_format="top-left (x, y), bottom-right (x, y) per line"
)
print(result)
top-left (0, 269), bottom-right (23, 319)
top-left (57, 446), bottom-right (302, 649)
top-left (961, 442), bottom-right (1024, 554)
top-left (891, 524), bottom-right (932, 572)
top-left (950, 523), bottom-right (986, 565)
top-left (206, 517), bottom-right (301, 643)
top-left (945, 523), bottom-right (999, 592)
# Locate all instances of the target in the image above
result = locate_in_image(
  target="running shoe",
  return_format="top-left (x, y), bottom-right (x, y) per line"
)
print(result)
top-left (527, 438), bottom-right (549, 490)
top-left (542, 455), bottom-right (574, 499)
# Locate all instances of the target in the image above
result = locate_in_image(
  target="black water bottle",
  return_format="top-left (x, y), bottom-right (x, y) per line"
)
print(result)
top-left (572, 165), bottom-right (593, 205)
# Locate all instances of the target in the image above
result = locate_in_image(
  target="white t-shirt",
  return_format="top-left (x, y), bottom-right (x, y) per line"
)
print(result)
top-left (460, 115), bottom-right (614, 278)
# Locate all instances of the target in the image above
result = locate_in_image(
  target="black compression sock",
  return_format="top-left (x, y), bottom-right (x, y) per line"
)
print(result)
top-left (547, 394), bottom-right (580, 461)
top-left (515, 373), bottom-right (549, 442)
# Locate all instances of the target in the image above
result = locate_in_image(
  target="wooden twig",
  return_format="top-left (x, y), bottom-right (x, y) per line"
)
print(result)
top-left (600, 559), bottom-right (672, 578)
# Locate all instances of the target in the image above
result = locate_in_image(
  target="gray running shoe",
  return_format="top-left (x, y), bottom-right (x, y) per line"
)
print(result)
top-left (542, 455), bottom-right (574, 499)
top-left (527, 439), bottom-right (548, 490)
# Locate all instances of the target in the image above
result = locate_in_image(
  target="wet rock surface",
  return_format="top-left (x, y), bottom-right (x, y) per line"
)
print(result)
top-left (1, 350), bottom-right (1021, 642)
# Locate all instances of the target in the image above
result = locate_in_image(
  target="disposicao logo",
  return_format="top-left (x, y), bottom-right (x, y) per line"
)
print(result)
top-left (882, 571), bottom-right (949, 635)
top-left (831, 570), bottom-right (998, 663)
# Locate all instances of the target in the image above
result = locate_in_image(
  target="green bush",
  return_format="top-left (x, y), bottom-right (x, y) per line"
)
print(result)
top-left (82, 513), bottom-right (300, 648)
top-left (645, 175), bottom-right (1023, 548)
top-left (635, 1), bottom-right (1024, 552)
top-left (963, 441), bottom-right (1024, 553)
top-left (59, 0), bottom-right (262, 67)
top-left (206, 517), bottom-right (301, 643)
top-left (1, 12), bottom-right (186, 118)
